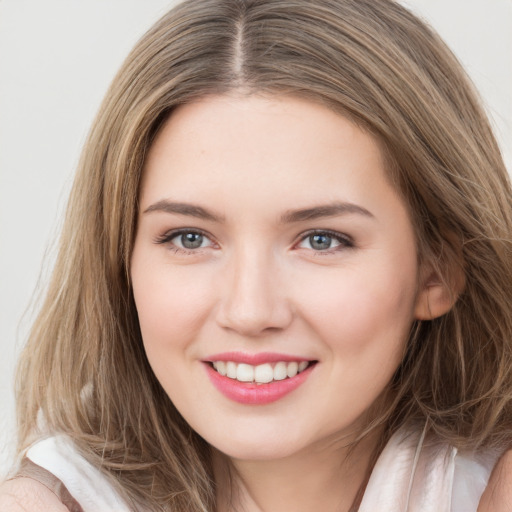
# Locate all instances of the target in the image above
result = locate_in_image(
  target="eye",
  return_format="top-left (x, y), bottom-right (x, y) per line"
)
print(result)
top-left (297, 230), bottom-right (353, 252)
top-left (155, 229), bottom-right (214, 251)
top-left (174, 232), bottom-right (208, 249)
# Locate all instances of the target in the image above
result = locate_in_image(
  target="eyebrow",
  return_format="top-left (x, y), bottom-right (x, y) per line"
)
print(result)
top-left (280, 202), bottom-right (374, 223)
top-left (143, 200), bottom-right (225, 222)
top-left (143, 199), bottom-right (374, 224)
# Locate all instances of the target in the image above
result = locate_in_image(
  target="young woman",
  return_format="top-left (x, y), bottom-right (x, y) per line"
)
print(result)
top-left (2, 0), bottom-right (512, 510)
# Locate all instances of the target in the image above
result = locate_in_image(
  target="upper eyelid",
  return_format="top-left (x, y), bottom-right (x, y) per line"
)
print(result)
top-left (154, 227), bottom-right (215, 245)
top-left (296, 228), bottom-right (353, 243)
top-left (293, 230), bottom-right (355, 254)
top-left (154, 227), bottom-right (353, 248)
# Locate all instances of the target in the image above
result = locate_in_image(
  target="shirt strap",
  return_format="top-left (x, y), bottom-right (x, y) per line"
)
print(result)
top-left (11, 458), bottom-right (84, 512)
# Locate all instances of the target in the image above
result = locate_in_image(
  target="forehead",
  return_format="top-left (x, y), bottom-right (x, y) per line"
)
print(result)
top-left (140, 94), bottom-right (393, 208)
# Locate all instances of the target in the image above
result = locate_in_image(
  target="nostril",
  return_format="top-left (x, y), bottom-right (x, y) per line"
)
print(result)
top-left (216, 296), bottom-right (294, 336)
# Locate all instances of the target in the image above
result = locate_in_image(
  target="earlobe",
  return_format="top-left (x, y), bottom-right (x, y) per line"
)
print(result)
top-left (414, 266), bottom-right (465, 320)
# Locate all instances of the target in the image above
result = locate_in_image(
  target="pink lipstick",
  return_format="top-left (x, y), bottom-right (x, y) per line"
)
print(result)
top-left (204, 352), bottom-right (316, 405)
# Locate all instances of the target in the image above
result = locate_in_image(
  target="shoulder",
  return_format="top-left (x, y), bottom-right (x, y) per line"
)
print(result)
top-left (478, 449), bottom-right (512, 512)
top-left (0, 477), bottom-right (68, 512)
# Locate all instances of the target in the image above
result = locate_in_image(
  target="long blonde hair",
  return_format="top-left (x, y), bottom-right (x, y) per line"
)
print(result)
top-left (16, 0), bottom-right (512, 510)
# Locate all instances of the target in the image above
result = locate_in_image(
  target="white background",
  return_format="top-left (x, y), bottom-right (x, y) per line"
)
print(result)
top-left (1, 0), bottom-right (511, 475)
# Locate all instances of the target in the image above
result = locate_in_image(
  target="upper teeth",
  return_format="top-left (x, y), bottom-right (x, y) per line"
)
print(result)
top-left (212, 361), bottom-right (309, 383)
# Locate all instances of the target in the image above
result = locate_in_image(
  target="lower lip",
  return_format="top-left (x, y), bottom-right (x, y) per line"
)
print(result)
top-left (204, 363), bottom-right (315, 405)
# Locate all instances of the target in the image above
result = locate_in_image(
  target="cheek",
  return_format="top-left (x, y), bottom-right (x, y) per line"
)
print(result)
top-left (297, 260), bottom-right (418, 356)
top-left (131, 261), bottom-right (217, 410)
top-left (131, 260), bottom-right (214, 355)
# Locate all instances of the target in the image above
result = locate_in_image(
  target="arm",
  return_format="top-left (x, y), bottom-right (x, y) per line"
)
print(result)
top-left (0, 478), bottom-right (69, 512)
top-left (478, 450), bottom-right (512, 512)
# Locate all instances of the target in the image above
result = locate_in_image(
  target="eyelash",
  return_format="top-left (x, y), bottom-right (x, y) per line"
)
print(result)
top-left (154, 229), bottom-right (214, 254)
top-left (295, 229), bottom-right (355, 254)
top-left (154, 228), bottom-right (355, 254)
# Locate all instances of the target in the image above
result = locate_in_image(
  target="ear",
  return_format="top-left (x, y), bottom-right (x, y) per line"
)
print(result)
top-left (414, 262), bottom-right (465, 321)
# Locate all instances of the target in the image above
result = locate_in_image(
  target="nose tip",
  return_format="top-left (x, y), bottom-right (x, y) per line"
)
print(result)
top-left (215, 257), bottom-right (293, 337)
top-left (218, 296), bottom-right (291, 337)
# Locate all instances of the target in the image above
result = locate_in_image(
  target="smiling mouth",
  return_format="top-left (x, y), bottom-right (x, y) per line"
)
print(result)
top-left (209, 360), bottom-right (316, 384)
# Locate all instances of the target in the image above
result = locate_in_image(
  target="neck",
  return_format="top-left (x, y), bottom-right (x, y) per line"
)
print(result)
top-left (214, 428), bottom-right (382, 512)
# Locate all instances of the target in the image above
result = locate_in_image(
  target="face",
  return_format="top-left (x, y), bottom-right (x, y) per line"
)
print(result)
top-left (131, 94), bottom-right (423, 461)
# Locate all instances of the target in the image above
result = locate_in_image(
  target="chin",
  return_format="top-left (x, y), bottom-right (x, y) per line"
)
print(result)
top-left (201, 419), bottom-right (348, 463)
top-left (195, 421), bottom-right (305, 461)
top-left (215, 439), bottom-right (303, 462)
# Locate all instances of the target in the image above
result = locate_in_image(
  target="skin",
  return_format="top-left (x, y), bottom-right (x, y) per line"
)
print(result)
top-left (0, 94), bottom-right (506, 511)
top-left (0, 457), bottom-right (508, 512)
top-left (478, 452), bottom-right (512, 511)
top-left (0, 478), bottom-right (68, 511)
top-left (130, 93), bottom-right (454, 511)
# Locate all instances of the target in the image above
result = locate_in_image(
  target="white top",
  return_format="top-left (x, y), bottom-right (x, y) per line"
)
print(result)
top-left (26, 435), bottom-right (130, 512)
top-left (26, 426), bottom-right (499, 511)
top-left (358, 427), bottom-right (498, 512)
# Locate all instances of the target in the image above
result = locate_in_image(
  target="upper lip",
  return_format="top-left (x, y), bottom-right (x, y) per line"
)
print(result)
top-left (204, 351), bottom-right (313, 365)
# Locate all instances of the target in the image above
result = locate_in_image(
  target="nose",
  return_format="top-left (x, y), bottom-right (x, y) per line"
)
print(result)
top-left (215, 247), bottom-right (293, 337)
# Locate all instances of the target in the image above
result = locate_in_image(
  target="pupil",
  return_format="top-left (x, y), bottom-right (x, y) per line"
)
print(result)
top-left (310, 234), bottom-right (331, 250)
top-left (182, 233), bottom-right (203, 249)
